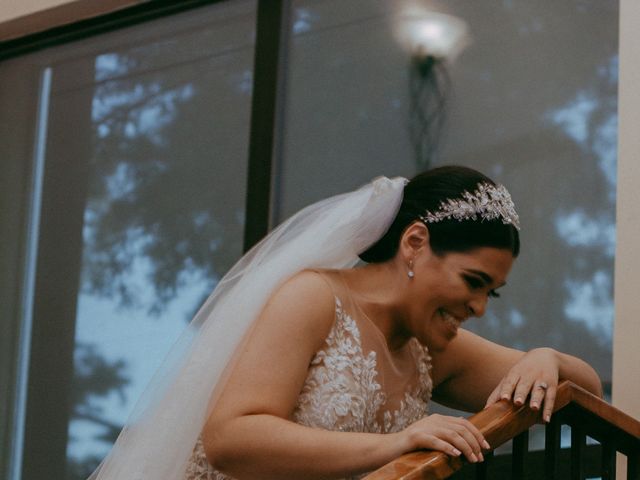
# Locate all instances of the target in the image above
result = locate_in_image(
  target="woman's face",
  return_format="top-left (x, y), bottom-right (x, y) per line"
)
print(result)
top-left (404, 246), bottom-right (514, 352)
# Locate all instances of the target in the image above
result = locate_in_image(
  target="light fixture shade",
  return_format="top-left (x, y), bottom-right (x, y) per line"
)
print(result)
top-left (394, 11), bottom-right (470, 61)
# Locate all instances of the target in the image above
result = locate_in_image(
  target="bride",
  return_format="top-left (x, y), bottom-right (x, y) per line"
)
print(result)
top-left (89, 166), bottom-right (602, 480)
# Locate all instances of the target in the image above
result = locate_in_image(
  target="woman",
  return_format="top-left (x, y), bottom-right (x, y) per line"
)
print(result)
top-left (89, 166), bottom-right (601, 480)
top-left (181, 166), bottom-right (602, 479)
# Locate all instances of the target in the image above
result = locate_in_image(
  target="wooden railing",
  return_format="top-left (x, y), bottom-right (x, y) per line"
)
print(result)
top-left (364, 381), bottom-right (640, 480)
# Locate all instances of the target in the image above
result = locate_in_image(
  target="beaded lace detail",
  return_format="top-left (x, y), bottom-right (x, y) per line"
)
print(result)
top-left (184, 296), bottom-right (432, 480)
top-left (185, 437), bottom-right (227, 480)
top-left (292, 297), bottom-right (432, 433)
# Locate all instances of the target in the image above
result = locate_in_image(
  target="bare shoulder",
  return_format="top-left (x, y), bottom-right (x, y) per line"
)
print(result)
top-left (268, 269), bottom-right (335, 305)
top-left (258, 269), bottom-right (338, 351)
top-left (204, 270), bottom-right (340, 434)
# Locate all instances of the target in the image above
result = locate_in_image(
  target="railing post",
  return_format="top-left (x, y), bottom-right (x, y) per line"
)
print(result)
top-left (628, 451), bottom-right (640, 480)
top-left (545, 416), bottom-right (562, 479)
top-left (512, 430), bottom-right (529, 479)
top-left (601, 442), bottom-right (616, 480)
top-left (570, 424), bottom-right (586, 480)
top-left (475, 449), bottom-right (493, 480)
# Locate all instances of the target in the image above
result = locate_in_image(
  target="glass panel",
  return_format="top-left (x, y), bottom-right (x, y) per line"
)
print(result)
top-left (437, 1), bottom-right (617, 395)
top-left (0, 2), bottom-right (257, 478)
top-left (277, 1), bottom-right (418, 221)
top-left (281, 0), bottom-right (617, 418)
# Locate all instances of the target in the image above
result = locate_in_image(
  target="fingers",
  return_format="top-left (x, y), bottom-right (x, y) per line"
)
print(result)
top-left (428, 430), bottom-right (482, 463)
top-left (484, 348), bottom-right (561, 421)
top-left (421, 436), bottom-right (463, 459)
top-left (485, 376), bottom-right (556, 423)
top-left (443, 420), bottom-right (484, 462)
top-left (512, 377), bottom-right (534, 406)
top-left (412, 415), bottom-right (490, 464)
top-left (514, 378), bottom-right (554, 421)
top-left (441, 431), bottom-right (482, 463)
top-left (541, 384), bottom-right (557, 423)
top-left (452, 416), bottom-right (491, 452)
top-left (528, 381), bottom-right (548, 411)
top-left (484, 373), bottom-right (521, 408)
top-left (484, 386), bottom-right (501, 408)
top-left (497, 374), bottom-right (521, 403)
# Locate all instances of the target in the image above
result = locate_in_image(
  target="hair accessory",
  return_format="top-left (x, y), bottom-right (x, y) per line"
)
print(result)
top-left (419, 182), bottom-right (520, 230)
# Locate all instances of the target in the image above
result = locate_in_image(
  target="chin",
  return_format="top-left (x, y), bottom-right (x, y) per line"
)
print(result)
top-left (418, 334), bottom-right (450, 353)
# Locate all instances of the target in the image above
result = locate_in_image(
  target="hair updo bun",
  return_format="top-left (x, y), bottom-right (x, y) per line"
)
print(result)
top-left (358, 165), bottom-right (520, 263)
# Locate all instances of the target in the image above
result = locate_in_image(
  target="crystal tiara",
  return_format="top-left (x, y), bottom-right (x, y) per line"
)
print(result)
top-left (418, 182), bottom-right (520, 230)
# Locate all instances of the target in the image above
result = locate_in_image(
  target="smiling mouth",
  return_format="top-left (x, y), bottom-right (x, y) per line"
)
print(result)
top-left (438, 309), bottom-right (463, 331)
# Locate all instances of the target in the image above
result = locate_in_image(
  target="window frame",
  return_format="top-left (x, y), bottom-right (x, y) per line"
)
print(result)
top-left (0, 1), bottom-right (289, 478)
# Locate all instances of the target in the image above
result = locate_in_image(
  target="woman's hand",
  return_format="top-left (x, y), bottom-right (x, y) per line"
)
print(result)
top-left (484, 347), bottom-right (560, 422)
top-left (398, 413), bottom-right (491, 463)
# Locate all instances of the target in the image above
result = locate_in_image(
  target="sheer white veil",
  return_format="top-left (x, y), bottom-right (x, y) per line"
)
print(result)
top-left (87, 176), bottom-right (407, 480)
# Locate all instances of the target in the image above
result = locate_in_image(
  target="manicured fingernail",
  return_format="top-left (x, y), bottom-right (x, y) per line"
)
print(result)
top-left (482, 440), bottom-right (491, 449)
top-left (470, 453), bottom-right (478, 463)
top-left (501, 394), bottom-right (510, 400)
top-left (453, 448), bottom-right (461, 456)
top-left (544, 414), bottom-right (551, 423)
top-left (515, 397), bottom-right (523, 405)
top-left (531, 401), bottom-right (539, 409)
top-left (479, 453), bottom-right (484, 462)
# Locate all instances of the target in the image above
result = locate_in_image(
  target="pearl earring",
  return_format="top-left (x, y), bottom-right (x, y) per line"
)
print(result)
top-left (407, 259), bottom-right (415, 279)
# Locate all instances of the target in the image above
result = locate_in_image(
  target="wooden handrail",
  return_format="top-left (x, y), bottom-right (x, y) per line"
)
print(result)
top-left (364, 381), bottom-right (640, 480)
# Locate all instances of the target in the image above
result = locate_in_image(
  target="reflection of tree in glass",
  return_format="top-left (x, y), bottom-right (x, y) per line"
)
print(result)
top-left (67, 454), bottom-right (104, 480)
top-left (549, 55), bottom-right (617, 346)
top-left (67, 343), bottom-right (129, 479)
top-left (61, 2), bottom-right (618, 474)
top-left (82, 50), bottom-right (249, 315)
top-left (442, 0), bottom-right (618, 386)
top-left (68, 41), bottom-right (251, 477)
top-left (71, 343), bottom-right (129, 436)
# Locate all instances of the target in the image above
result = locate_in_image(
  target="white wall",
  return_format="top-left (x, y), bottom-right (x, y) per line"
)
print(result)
top-left (612, 0), bottom-right (640, 476)
top-left (0, 0), bottom-right (76, 23)
top-left (613, 0), bottom-right (640, 417)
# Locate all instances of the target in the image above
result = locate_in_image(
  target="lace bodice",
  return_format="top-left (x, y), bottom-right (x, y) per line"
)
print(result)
top-left (185, 275), bottom-right (432, 480)
top-left (291, 297), bottom-right (432, 435)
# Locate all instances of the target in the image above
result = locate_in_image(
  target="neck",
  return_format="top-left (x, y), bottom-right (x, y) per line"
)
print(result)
top-left (341, 262), bottom-right (413, 351)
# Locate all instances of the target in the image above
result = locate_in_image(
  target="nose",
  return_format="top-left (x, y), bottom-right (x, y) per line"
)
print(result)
top-left (467, 295), bottom-right (488, 318)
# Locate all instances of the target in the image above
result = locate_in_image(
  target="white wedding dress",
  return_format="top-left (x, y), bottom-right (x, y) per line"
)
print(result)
top-left (184, 270), bottom-right (433, 480)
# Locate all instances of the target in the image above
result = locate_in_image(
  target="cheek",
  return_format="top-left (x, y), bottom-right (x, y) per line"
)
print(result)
top-left (436, 277), bottom-right (470, 303)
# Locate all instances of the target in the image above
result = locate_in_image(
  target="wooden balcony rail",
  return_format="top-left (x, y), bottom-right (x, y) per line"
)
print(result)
top-left (364, 381), bottom-right (640, 480)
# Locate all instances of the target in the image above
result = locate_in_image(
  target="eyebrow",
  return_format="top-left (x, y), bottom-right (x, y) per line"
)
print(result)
top-left (464, 269), bottom-right (506, 288)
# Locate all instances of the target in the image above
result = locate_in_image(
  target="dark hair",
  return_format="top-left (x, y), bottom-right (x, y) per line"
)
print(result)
top-left (359, 166), bottom-right (520, 263)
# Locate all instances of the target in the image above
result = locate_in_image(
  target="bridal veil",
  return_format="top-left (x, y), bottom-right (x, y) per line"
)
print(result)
top-left (88, 176), bottom-right (407, 480)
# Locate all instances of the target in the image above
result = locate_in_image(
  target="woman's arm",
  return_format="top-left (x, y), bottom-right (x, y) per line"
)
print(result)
top-left (430, 329), bottom-right (602, 419)
top-left (204, 271), bottom-right (398, 479)
top-left (203, 272), bottom-right (488, 479)
top-left (207, 410), bottom-right (492, 480)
